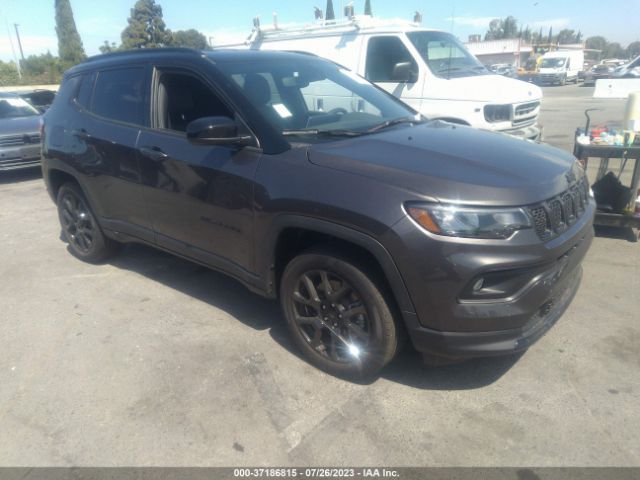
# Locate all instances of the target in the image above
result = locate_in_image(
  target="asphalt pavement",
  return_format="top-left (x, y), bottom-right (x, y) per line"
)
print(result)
top-left (0, 84), bottom-right (638, 466)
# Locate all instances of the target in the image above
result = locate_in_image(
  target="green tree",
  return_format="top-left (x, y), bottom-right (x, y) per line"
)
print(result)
top-left (484, 16), bottom-right (518, 40)
top-left (20, 52), bottom-right (62, 83)
top-left (604, 42), bottom-right (625, 59)
top-left (325, 0), bottom-right (335, 20)
top-left (585, 36), bottom-right (608, 52)
top-left (364, 0), bottom-right (372, 16)
top-left (547, 27), bottom-right (553, 45)
top-left (485, 19), bottom-right (502, 40)
top-left (557, 29), bottom-right (576, 44)
top-left (170, 29), bottom-right (209, 49)
top-left (99, 41), bottom-right (119, 54)
top-left (627, 41), bottom-right (640, 59)
top-left (0, 61), bottom-right (20, 86)
top-left (55, 0), bottom-right (86, 66)
top-left (121, 0), bottom-right (172, 49)
top-left (502, 16), bottom-right (518, 38)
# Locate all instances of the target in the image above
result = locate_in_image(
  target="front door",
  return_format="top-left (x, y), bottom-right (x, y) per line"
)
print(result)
top-left (137, 66), bottom-right (261, 274)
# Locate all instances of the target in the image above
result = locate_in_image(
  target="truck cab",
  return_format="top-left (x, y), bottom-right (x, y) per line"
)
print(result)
top-left (220, 17), bottom-right (543, 140)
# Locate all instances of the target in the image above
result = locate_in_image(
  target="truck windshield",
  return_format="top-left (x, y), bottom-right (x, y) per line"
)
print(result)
top-left (541, 58), bottom-right (566, 68)
top-left (215, 57), bottom-right (420, 138)
top-left (406, 31), bottom-right (488, 78)
top-left (0, 96), bottom-right (39, 119)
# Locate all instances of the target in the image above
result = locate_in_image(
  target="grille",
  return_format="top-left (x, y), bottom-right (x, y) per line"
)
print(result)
top-left (0, 133), bottom-right (40, 147)
top-left (512, 101), bottom-right (539, 127)
top-left (528, 177), bottom-right (590, 241)
top-left (515, 101), bottom-right (540, 117)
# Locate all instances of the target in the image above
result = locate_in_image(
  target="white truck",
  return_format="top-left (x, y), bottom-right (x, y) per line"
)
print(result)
top-left (537, 50), bottom-right (585, 86)
top-left (218, 16), bottom-right (543, 140)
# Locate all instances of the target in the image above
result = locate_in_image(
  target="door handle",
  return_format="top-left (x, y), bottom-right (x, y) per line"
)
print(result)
top-left (138, 146), bottom-right (169, 161)
top-left (72, 128), bottom-right (90, 139)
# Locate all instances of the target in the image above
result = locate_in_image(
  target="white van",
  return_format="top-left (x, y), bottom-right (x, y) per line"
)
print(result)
top-left (218, 16), bottom-right (543, 140)
top-left (538, 50), bottom-right (584, 86)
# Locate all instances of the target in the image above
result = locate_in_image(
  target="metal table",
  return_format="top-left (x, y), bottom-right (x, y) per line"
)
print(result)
top-left (573, 142), bottom-right (640, 234)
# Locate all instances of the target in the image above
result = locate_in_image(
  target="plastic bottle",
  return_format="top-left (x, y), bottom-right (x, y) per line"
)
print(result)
top-left (635, 190), bottom-right (640, 218)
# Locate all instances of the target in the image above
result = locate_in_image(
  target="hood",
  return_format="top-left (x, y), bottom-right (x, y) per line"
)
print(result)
top-left (0, 115), bottom-right (41, 137)
top-left (429, 74), bottom-right (542, 104)
top-left (307, 121), bottom-right (579, 207)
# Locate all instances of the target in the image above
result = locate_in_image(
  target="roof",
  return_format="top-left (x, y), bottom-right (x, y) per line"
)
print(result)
top-left (65, 47), bottom-right (323, 76)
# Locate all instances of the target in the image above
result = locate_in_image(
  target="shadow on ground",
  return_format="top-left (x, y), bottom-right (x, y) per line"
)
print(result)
top-left (0, 166), bottom-right (42, 185)
top-left (594, 225), bottom-right (638, 243)
top-left (108, 243), bottom-right (520, 390)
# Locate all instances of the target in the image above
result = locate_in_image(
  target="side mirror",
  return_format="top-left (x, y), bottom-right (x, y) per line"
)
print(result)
top-left (186, 116), bottom-right (253, 146)
top-left (391, 62), bottom-right (418, 83)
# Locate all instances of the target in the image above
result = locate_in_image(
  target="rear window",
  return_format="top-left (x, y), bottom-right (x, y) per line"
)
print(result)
top-left (92, 67), bottom-right (146, 126)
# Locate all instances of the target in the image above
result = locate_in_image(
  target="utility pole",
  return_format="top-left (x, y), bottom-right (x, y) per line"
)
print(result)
top-left (14, 23), bottom-right (25, 61)
top-left (4, 18), bottom-right (21, 79)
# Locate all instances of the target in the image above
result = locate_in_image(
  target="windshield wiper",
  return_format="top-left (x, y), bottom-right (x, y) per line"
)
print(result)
top-left (282, 129), bottom-right (364, 137)
top-left (364, 116), bottom-right (423, 134)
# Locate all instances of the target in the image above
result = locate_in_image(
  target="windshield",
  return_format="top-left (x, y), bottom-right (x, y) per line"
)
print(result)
top-left (0, 96), bottom-right (40, 119)
top-left (406, 31), bottom-right (488, 78)
top-left (541, 58), bottom-right (567, 68)
top-left (215, 57), bottom-right (418, 138)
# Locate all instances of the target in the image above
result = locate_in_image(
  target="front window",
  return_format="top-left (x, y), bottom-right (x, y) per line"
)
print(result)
top-left (0, 96), bottom-right (39, 119)
top-left (541, 58), bottom-right (567, 68)
top-left (407, 31), bottom-right (488, 78)
top-left (215, 57), bottom-right (419, 139)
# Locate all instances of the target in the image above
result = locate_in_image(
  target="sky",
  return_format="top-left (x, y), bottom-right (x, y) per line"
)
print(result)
top-left (1, 0), bottom-right (639, 62)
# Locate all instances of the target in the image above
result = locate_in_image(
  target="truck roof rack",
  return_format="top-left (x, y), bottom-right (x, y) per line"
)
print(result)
top-left (215, 15), bottom-right (423, 48)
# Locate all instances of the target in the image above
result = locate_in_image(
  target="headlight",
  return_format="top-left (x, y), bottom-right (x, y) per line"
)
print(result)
top-left (406, 204), bottom-right (532, 239)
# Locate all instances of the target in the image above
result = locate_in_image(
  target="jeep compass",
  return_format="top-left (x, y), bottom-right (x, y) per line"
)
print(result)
top-left (42, 49), bottom-right (594, 377)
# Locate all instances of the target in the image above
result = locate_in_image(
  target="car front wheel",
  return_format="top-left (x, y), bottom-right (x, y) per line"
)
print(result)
top-left (280, 250), bottom-right (400, 378)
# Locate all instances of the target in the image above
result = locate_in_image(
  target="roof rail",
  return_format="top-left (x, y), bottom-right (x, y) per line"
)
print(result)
top-left (83, 47), bottom-right (201, 63)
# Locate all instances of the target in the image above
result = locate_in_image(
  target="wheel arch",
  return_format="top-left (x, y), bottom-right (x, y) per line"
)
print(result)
top-left (261, 216), bottom-right (416, 319)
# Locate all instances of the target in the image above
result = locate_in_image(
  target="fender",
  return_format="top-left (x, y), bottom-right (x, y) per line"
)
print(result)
top-left (259, 214), bottom-right (416, 316)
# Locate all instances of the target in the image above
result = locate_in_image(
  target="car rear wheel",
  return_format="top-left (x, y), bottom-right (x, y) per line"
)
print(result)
top-left (56, 182), bottom-right (119, 263)
top-left (280, 250), bottom-right (399, 378)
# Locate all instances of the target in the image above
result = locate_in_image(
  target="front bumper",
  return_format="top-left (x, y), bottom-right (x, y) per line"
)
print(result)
top-left (406, 262), bottom-right (583, 359)
top-left (499, 124), bottom-right (541, 141)
top-left (0, 144), bottom-right (41, 171)
top-left (385, 197), bottom-right (594, 359)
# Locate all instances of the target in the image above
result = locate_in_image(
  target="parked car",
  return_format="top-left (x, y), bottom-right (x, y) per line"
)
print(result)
top-left (584, 59), bottom-right (627, 85)
top-left (489, 63), bottom-right (517, 78)
top-left (42, 48), bottom-right (594, 377)
top-left (15, 89), bottom-right (57, 113)
top-left (0, 92), bottom-right (42, 171)
top-left (612, 55), bottom-right (640, 79)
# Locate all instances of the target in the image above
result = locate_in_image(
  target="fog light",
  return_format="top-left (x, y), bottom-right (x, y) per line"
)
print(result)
top-left (472, 278), bottom-right (484, 291)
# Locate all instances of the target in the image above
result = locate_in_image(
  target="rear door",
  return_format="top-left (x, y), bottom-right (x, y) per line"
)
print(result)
top-left (361, 35), bottom-right (424, 111)
top-left (68, 65), bottom-right (152, 241)
top-left (137, 64), bottom-right (261, 274)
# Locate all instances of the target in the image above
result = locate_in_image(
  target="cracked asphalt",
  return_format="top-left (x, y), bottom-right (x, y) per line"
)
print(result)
top-left (0, 83), bottom-right (638, 466)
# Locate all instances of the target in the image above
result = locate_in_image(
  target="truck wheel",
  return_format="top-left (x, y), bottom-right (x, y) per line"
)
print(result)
top-left (280, 249), bottom-right (399, 378)
top-left (560, 75), bottom-right (566, 86)
top-left (56, 182), bottom-right (120, 263)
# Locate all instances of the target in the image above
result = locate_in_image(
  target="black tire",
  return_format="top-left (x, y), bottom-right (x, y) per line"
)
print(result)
top-left (559, 75), bottom-right (566, 86)
top-left (56, 182), bottom-right (119, 263)
top-left (280, 249), bottom-right (399, 378)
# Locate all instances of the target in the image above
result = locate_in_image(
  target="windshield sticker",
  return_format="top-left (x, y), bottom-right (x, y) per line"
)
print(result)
top-left (272, 103), bottom-right (293, 118)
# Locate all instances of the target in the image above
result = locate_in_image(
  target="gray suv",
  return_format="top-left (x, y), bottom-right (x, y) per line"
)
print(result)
top-left (0, 92), bottom-right (42, 171)
top-left (42, 48), bottom-right (594, 378)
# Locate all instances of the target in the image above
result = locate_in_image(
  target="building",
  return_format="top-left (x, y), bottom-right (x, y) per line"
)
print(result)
top-left (464, 38), bottom-right (532, 68)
